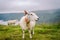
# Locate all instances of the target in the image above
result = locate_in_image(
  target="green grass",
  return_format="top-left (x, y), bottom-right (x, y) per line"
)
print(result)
top-left (0, 23), bottom-right (60, 40)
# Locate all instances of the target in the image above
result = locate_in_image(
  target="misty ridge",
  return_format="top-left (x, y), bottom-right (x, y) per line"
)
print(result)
top-left (0, 9), bottom-right (60, 23)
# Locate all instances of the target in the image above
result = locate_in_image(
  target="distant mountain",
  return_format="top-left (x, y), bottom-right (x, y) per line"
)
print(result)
top-left (0, 13), bottom-right (24, 21)
top-left (0, 9), bottom-right (60, 23)
top-left (33, 9), bottom-right (60, 23)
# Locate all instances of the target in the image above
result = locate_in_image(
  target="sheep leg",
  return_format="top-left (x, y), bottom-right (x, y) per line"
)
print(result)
top-left (22, 30), bottom-right (25, 39)
top-left (29, 30), bottom-right (32, 38)
top-left (32, 29), bottom-right (34, 35)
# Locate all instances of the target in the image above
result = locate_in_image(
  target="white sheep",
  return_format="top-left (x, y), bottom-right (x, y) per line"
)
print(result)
top-left (7, 20), bottom-right (18, 25)
top-left (19, 10), bottom-right (39, 38)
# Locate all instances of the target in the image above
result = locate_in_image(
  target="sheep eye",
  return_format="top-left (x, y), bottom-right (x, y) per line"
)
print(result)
top-left (31, 14), bottom-right (32, 15)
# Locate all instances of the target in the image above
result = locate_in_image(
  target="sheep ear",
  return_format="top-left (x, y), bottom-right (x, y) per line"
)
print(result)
top-left (24, 10), bottom-right (28, 15)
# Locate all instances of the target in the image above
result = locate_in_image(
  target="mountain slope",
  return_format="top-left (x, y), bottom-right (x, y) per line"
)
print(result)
top-left (0, 9), bottom-right (60, 23)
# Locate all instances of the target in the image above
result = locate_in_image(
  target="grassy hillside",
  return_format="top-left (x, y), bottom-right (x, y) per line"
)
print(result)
top-left (0, 23), bottom-right (60, 40)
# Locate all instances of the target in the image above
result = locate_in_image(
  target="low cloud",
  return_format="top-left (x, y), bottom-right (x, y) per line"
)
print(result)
top-left (0, 0), bottom-right (60, 12)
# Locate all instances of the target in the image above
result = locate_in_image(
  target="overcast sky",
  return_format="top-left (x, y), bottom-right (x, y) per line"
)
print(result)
top-left (0, 0), bottom-right (60, 12)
